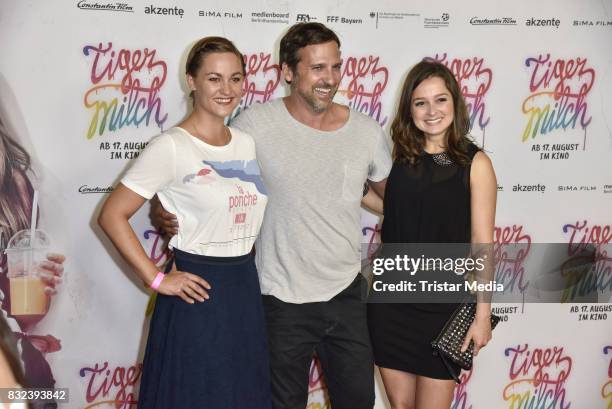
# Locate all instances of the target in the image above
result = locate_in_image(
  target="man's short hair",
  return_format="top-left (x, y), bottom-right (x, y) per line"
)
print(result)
top-left (279, 23), bottom-right (341, 73)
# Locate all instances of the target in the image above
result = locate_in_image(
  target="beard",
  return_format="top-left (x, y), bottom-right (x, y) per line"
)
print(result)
top-left (292, 76), bottom-right (337, 113)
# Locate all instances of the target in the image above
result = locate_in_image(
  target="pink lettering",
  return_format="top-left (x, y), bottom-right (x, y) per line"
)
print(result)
top-left (80, 361), bottom-right (142, 408)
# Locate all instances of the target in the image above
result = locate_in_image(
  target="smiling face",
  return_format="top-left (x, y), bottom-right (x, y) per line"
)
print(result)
top-left (410, 76), bottom-right (455, 141)
top-left (187, 52), bottom-right (244, 119)
top-left (284, 41), bottom-right (342, 113)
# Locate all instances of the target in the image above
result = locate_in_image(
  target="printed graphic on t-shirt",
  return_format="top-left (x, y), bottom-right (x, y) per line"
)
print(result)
top-left (182, 159), bottom-right (267, 237)
top-left (203, 160), bottom-right (267, 195)
top-left (182, 159), bottom-right (266, 194)
top-left (181, 167), bottom-right (215, 184)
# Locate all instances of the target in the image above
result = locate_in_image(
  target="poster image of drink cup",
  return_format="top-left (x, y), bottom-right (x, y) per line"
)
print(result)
top-left (0, 75), bottom-right (64, 397)
top-left (5, 229), bottom-right (51, 317)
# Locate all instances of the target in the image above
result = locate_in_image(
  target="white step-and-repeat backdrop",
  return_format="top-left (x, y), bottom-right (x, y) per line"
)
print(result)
top-left (1, 0), bottom-right (611, 408)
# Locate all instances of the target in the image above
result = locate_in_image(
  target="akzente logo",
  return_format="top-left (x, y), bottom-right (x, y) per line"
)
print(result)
top-left (144, 5), bottom-right (184, 18)
top-left (525, 17), bottom-right (560, 28)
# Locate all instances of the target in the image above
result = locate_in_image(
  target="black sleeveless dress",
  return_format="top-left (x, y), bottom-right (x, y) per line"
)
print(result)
top-left (367, 143), bottom-right (480, 379)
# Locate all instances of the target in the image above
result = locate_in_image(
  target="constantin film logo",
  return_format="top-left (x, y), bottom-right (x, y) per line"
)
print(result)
top-left (424, 13), bottom-right (450, 29)
top-left (77, 0), bottom-right (134, 12)
top-left (78, 185), bottom-right (114, 194)
top-left (369, 11), bottom-right (420, 29)
top-left (470, 16), bottom-right (517, 26)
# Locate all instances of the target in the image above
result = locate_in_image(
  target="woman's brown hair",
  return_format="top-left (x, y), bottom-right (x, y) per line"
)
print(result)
top-left (391, 60), bottom-right (472, 165)
top-left (0, 116), bottom-right (33, 248)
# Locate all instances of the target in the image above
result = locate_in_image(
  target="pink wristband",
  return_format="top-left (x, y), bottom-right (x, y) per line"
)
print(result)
top-left (150, 272), bottom-right (165, 291)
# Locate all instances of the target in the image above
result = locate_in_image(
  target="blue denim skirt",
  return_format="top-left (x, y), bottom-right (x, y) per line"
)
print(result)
top-left (137, 248), bottom-right (271, 409)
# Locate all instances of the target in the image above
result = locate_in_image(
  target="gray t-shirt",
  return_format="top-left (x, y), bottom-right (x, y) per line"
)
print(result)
top-left (233, 98), bottom-right (392, 303)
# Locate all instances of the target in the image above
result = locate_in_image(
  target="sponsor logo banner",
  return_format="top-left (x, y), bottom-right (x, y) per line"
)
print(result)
top-left (250, 11), bottom-right (290, 24)
top-left (198, 10), bottom-right (242, 18)
top-left (424, 13), bottom-right (450, 29)
top-left (470, 16), bottom-right (517, 26)
top-left (525, 17), bottom-right (561, 28)
top-left (144, 5), bottom-right (184, 18)
top-left (77, 1), bottom-right (134, 12)
top-left (369, 11), bottom-right (420, 29)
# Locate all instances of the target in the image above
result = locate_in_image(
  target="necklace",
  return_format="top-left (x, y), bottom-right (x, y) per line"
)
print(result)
top-left (191, 122), bottom-right (230, 146)
top-left (431, 151), bottom-right (453, 166)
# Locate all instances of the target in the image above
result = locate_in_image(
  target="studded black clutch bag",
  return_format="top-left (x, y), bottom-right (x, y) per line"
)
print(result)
top-left (431, 302), bottom-right (501, 383)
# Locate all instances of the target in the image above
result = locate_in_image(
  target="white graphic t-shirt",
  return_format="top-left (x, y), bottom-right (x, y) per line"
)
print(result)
top-left (122, 127), bottom-right (267, 257)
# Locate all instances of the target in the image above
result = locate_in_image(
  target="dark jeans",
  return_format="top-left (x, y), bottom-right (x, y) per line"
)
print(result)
top-left (262, 274), bottom-right (374, 409)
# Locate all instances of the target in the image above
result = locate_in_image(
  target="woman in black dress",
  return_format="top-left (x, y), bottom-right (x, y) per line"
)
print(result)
top-left (367, 61), bottom-right (497, 408)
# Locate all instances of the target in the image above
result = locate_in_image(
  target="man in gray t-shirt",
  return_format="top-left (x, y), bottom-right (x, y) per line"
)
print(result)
top-left (232, 98), bottom-right (390, 304)
top-left (156, 23), bottom-right (391, 409)
top-left (235, 23), bottom-right (391, 409)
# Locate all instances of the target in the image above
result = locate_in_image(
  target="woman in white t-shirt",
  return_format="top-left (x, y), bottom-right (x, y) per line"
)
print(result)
top-left (98, 37), bottom-right (270, 409)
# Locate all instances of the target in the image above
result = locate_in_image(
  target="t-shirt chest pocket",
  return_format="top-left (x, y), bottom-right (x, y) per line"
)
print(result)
top-left (342, 163), bottom-right (365, 201)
